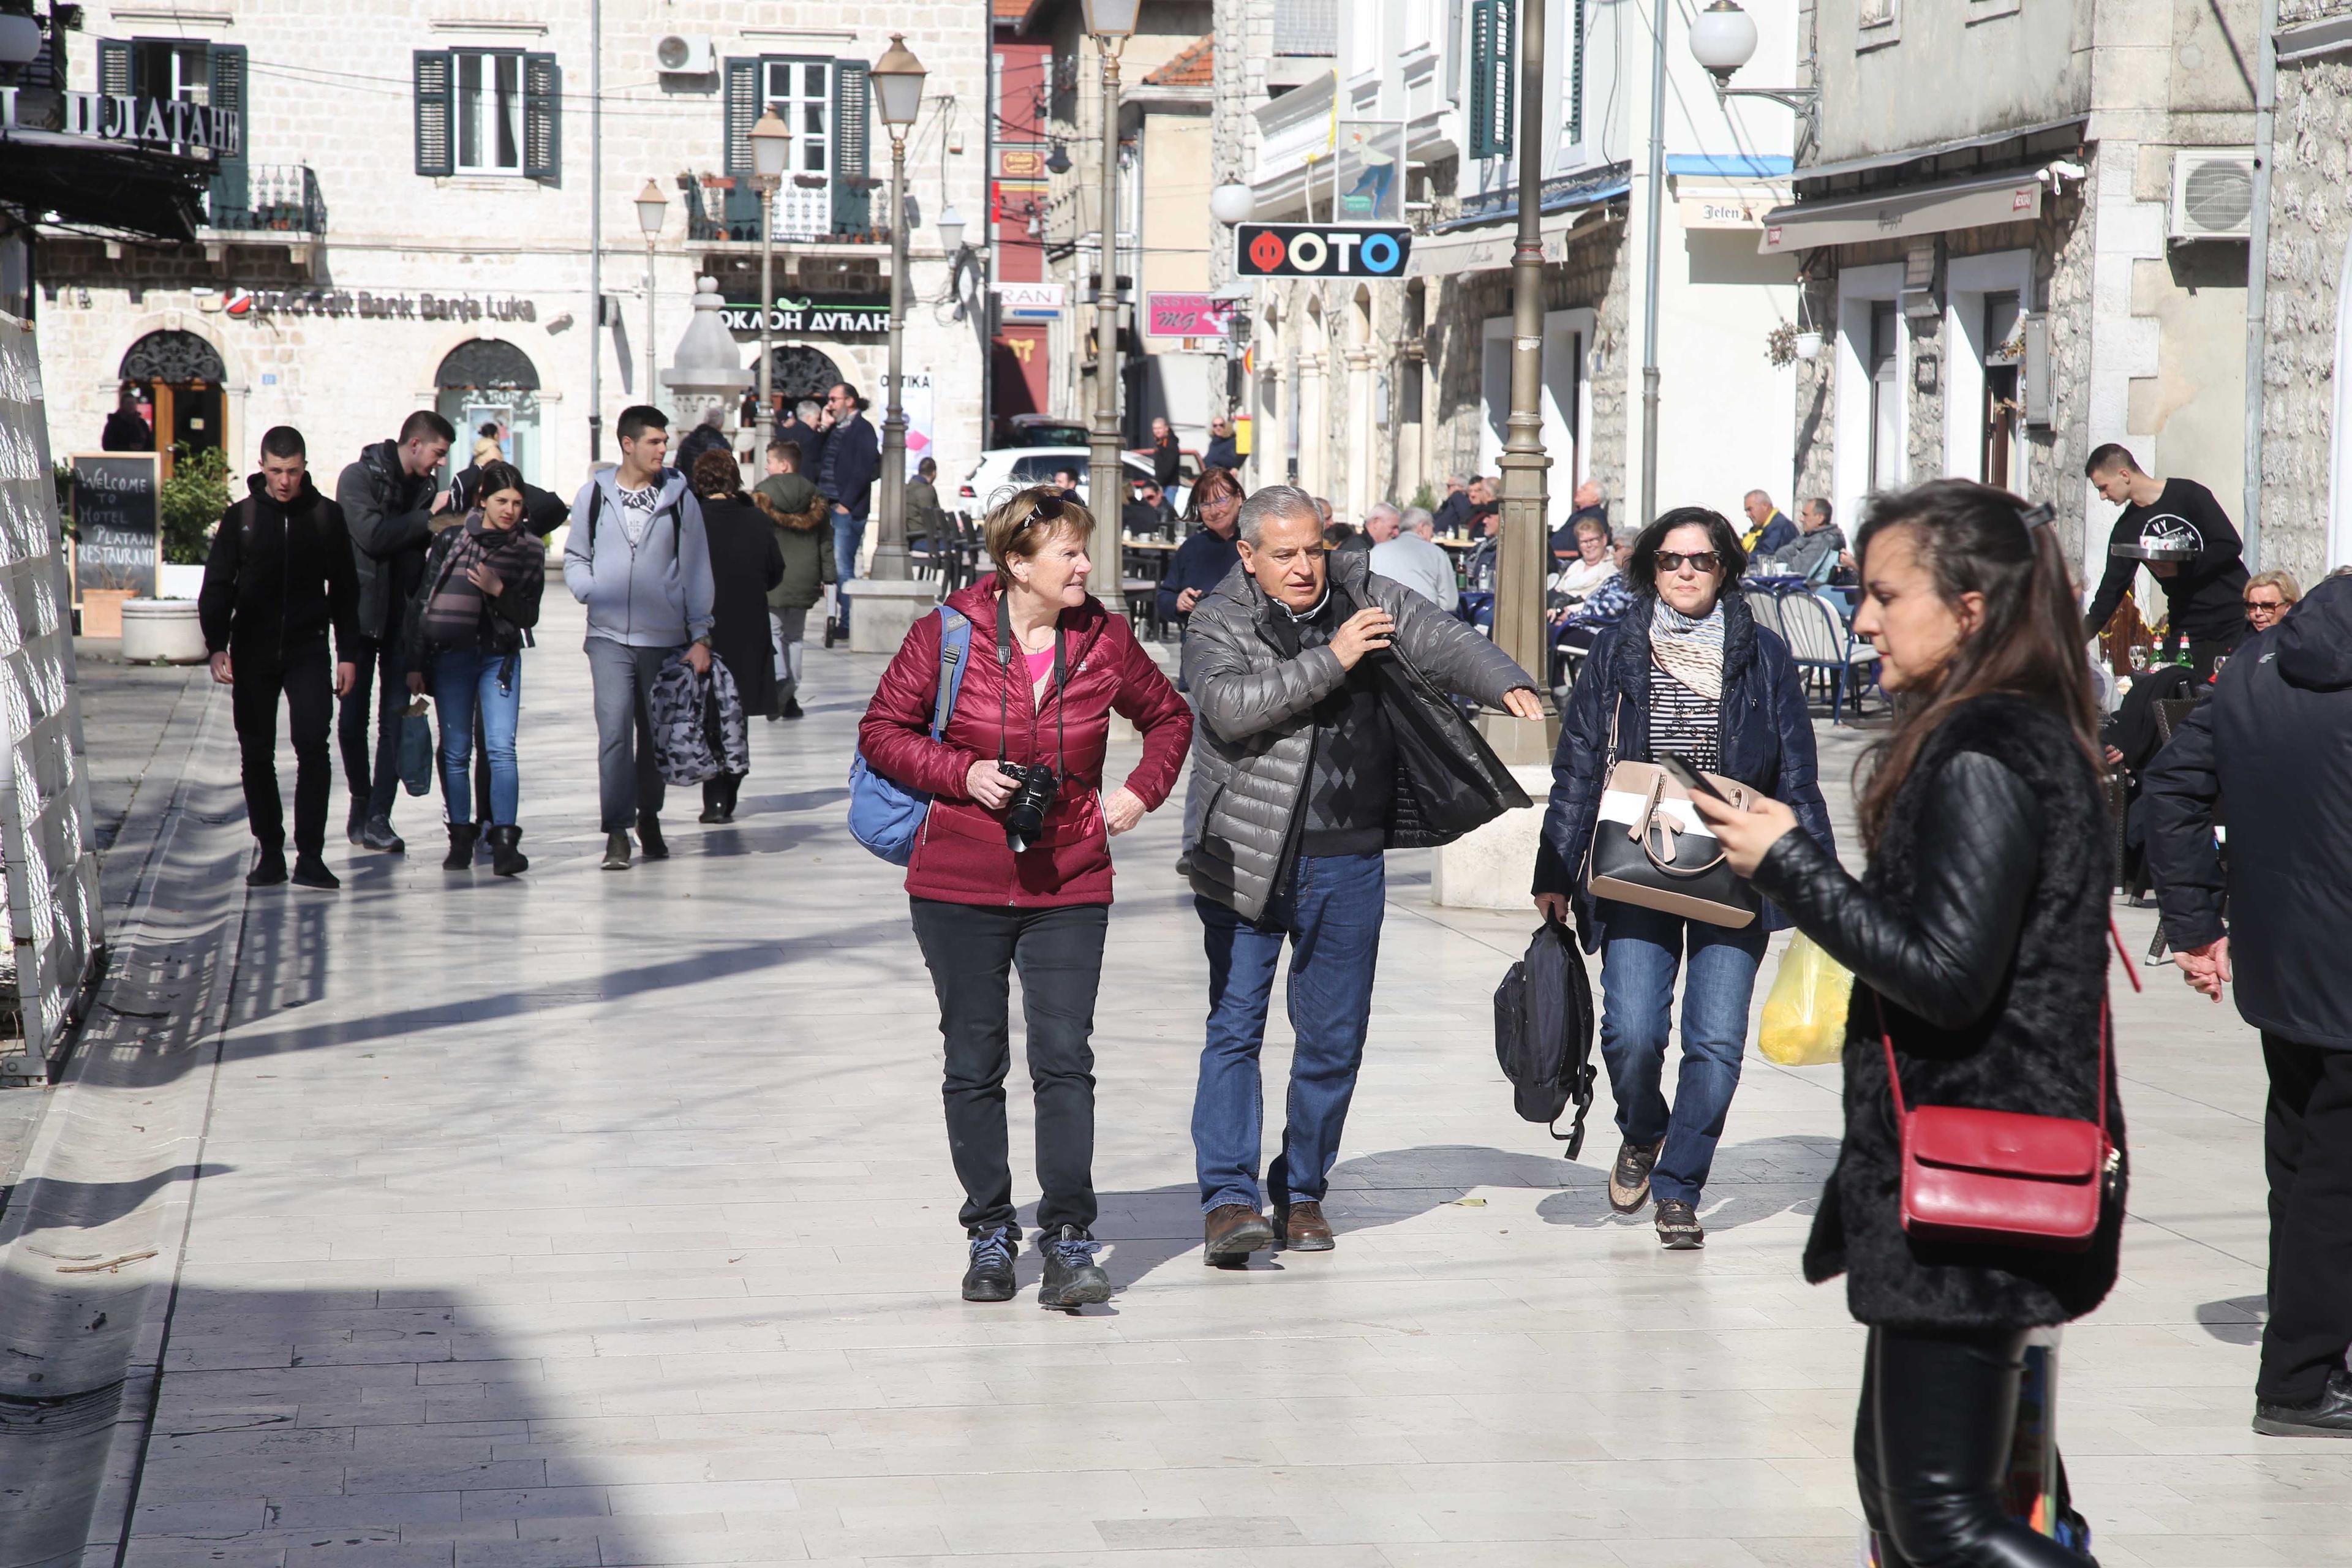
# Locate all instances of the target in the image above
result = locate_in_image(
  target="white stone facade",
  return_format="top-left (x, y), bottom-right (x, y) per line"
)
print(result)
top-left (36, 1), bottom-right (987, 496)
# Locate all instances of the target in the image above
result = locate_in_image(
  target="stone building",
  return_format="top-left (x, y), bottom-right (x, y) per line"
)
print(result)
top-left (1213, 0), bottom-right (1803, 530)
top-left (2261, 4), bottom-right (2352, 579)
top-left (1771, 0), bottom-right (2256, 580)
top-left (31, 1), bottom-right (987, 503)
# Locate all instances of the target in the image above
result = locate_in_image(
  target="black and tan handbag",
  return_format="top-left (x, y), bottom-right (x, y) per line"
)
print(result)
top-left (1583, 701), bottom-right (1762, 929)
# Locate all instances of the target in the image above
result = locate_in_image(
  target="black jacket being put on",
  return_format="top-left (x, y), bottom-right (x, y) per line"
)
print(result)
top-left (1749, 695), bottom-right (2126, 1331)
top-left (334, 439), bottom-right (440, 639)
top-left (698, 493), bottom-right (786, 718)
top-left (198, 473), bottom-right (362, 663)
top-left (2144, 576), bottom-right (2352, 1051)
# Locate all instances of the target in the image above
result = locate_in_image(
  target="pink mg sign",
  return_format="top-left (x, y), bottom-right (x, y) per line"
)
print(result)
top-left (1145, 293), bottom-right (1235, 338)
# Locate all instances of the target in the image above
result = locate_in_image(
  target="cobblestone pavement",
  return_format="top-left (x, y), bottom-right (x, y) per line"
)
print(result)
top-left (44, 597), bottom-right (2351, 1567)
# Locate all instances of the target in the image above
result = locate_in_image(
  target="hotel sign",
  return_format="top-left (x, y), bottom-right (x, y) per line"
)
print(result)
top-left (0, 86), bottom-right (241, 156)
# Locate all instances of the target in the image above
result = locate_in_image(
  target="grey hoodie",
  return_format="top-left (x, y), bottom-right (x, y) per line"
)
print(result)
top-left (564, 467), bottom-right (715, 648)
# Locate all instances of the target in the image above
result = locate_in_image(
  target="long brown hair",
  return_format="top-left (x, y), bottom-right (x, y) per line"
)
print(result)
top-left (1853, 479), bottom-right (2098, 850)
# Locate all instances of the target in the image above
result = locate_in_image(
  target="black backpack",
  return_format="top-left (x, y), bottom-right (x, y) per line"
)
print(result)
top-left (1493, 919), bottom-right (1597, 1157)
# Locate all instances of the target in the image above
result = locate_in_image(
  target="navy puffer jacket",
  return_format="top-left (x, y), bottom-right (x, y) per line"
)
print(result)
top-left (1532, 589), bottom-right (1834, 951)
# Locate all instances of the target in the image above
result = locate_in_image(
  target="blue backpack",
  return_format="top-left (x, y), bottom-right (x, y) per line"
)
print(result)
top-left (846, 606), bottom-right (973, 865)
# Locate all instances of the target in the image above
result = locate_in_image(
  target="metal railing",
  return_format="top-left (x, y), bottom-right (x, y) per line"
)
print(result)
top-left (205, 164), bottom-right (326, 235)
top-left (684, 174), bottom-right (889, 246)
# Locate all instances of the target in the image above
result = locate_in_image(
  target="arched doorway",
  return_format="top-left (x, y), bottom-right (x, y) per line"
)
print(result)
top-left (748, 344), bottom-right (845, 415)
top-left (120, 330), bottom-right (227, 477)
top-left (434, 339), bottom-right (541, 485)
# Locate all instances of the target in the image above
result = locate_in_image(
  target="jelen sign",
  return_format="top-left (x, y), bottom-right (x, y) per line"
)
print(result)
top-left (1233, 224), bottom-right (1413, 278)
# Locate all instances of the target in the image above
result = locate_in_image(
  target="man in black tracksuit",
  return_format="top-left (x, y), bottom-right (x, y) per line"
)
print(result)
top-left (334, 410), bottom-right (454, 853)
top-left (2083, 442), bottom-right (2249, 679)
top-left (2144, 575), bottom-right (2352, 1438)
top-left (199, 426), bottom-right (360, 889)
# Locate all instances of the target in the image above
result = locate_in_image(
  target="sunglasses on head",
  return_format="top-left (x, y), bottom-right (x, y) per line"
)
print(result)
top-left (1653, 549), bottom-right (1722, 574)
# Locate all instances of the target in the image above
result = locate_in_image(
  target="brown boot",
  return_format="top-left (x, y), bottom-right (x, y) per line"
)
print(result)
top-left (1276, 1200), bottom-right (1335, 1252)
top-left (1203, 1203), bottom-right (1273, 1265)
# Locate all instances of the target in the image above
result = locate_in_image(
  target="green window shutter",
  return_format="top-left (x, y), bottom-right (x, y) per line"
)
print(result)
top-left (831, 59), bottom-right (870, 237)
top-left (98, 38), bottom-right (132, 97)
top-left (414, 50), bottom-right (453, 177)
top-left (523, 52), bottom-right (560, 181)
top-left (1567, 0), bottom-right (1585, 145)
top-left (207, 44), bottom-right (249, 220)
top-left (722, 56), bottom-right (762, 236)
top-left (1468, 0), bottom-right (1514, 160)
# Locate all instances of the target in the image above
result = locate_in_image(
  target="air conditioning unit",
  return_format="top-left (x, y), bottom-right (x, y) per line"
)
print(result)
top-left (2169, 149), bottom-right (2255, 242)
top-left (655, 34), bottom-right (715, 76)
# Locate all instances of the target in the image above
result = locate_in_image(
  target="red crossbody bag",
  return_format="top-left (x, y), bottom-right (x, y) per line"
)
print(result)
top-left (1879, 919), bottom-right (2139, 1253)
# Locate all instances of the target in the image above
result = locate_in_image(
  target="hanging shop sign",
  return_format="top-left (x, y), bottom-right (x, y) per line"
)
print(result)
top-left (720, 295), bottom-right (889, 339)
top-left (0, 87), bottom-right (241, 156)
top-left (1144, 293), bottom-right (1236, 338)
top-left (69, 453), bottom-right (160, 603)
top-left (205, 288), bottom-right (540, 323)
top-left (992, 281), bottom-right (1065, 322)
top-left (1232, 224), bottom-right (1413, 278)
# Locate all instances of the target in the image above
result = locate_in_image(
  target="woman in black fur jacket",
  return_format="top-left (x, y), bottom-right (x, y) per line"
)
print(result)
top-left (1697, 479), bottom-right (2121, 1568)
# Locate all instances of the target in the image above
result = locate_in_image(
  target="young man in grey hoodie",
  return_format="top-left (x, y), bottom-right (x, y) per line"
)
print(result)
top-left (565, 405), bottom-right (716, 870)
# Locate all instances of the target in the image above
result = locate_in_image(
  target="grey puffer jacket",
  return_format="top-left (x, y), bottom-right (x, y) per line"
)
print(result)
top-left (1183, 548), bottom-right (1536, 921)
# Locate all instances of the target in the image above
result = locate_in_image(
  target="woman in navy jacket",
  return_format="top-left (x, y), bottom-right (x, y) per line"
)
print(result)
top-left (1532, 506), bottom-right (1833, 1248)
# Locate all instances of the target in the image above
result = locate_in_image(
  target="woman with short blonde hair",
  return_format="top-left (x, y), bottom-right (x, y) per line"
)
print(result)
top-left (2244, 570), bottom-right (2301, 633)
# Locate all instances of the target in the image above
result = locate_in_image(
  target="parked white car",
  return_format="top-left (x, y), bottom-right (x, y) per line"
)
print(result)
top-left (957, 446), bottom-right (1193, 520)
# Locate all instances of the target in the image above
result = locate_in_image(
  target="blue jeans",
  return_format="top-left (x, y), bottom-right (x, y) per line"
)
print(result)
top-left (832, 509), bottom-right (865, 625)
top-left (1193, 851), bottom-right (1385, 1212)
top-left (1597, 902), bottom-right (1768, 1205)
top-left (431, 649), bottom-right (521, 827)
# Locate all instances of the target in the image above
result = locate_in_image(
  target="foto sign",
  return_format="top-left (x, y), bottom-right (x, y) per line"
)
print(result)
top-left (1144, 293), bottom-right (1235, 338)
top-left (1234, 224), bottom-right (1412, 278)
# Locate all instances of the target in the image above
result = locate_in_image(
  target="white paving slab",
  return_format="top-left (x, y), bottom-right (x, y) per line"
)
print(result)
top-left (89, 594), bottom-right (2351, 1567)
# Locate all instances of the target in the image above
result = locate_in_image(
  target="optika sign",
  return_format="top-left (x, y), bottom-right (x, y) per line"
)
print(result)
top-left (1233, 224), bottom-right (1412, 278)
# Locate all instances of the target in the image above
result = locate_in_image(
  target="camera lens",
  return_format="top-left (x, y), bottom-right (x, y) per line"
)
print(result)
top-left (1001, 763), bottom-right (1060, 853)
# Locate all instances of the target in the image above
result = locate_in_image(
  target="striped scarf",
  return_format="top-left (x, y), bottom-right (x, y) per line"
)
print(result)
top-left (418, 520), bottom-right (539, 650)
top-left (1649, 596), bottom-right (1726, 702)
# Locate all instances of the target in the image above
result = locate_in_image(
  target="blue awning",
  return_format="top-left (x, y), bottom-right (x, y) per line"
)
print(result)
top-left (1667, 153), bottom-right (1793, 178)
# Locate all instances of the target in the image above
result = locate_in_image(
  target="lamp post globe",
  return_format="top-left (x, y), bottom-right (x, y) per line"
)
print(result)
top-left (936, 204), bottom-right (965, 255)
top-left (1689, 0), bottom-right (1760, 82)
top-left (1209, 182), bottom-right (1256, 227)
top-left (750, 108), bottom-right (790, 178)
top-left (633, 178), bottom-right (667, 237)
top-left (871, 33), bottom-right (926, 129)
top-left (1080, 0), bottom-right (1142, 37)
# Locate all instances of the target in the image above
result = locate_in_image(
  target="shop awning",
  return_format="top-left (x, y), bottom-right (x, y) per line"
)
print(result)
top-left (1757, 169), bottom-right (2044, 256)
top-left (1405, 204), bottom-right (1619, 279)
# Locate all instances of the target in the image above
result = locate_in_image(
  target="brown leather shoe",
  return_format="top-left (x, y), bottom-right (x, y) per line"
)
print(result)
top-left (1203, 1203), bottom-right (1274, 1264)
top-left (1276, 1200), bottom-right (1335, 1252)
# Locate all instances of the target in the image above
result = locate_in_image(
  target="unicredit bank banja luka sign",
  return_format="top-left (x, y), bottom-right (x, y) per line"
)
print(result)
top-left (1234, 224), bottom-right (1413, 278)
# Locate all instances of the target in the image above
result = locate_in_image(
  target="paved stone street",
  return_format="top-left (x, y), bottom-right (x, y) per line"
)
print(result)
top-left (21, 595), bottom-right (2350, 1568)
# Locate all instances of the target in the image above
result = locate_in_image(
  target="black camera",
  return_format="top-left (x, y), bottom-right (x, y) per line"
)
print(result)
top-left (1000, 762), bottom-right (1061, 853)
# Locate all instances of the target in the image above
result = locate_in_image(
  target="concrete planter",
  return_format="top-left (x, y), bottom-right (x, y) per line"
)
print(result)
top-left (119, 597), bottom-right (209, 664)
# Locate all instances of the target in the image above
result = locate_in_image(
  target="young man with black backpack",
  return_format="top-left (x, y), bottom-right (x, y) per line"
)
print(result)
top-left (564, 405), bottom-right (715, 870)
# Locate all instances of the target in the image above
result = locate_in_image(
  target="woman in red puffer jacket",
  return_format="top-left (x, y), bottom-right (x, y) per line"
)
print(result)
top-left (858, 486), bottom-right (1191, 1311)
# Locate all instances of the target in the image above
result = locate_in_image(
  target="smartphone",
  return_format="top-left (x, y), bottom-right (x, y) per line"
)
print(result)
top-left (1657, 753), bottom-right (1732, 805)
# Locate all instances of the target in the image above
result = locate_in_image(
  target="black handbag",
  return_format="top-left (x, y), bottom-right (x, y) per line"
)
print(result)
top-left (1583, 699), bottom-right (1762, 929)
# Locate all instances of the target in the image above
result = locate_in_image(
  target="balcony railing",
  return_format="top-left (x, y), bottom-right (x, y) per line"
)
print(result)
top-left (682, 173), bottom-right (889, 246)
top-left (205, 164), bottom-right (326, 235)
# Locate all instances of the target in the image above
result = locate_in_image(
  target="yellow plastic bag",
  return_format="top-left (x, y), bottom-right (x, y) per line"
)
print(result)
top-left (1758, 933), bottom-right (1852, 1066)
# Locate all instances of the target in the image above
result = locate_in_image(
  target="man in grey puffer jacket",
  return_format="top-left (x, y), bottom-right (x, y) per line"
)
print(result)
top-left (1184, 484), bottom-right (1542, 1264)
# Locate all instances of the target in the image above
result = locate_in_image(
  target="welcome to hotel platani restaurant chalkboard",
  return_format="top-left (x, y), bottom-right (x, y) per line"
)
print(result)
top-left (69, 452), bottom-right (160, 602)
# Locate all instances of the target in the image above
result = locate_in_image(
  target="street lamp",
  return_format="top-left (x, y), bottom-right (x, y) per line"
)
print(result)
top-left (1208, 182), bottom-right (1256, 227)
top-left (749, 108), bottom-right (790, 453)
top-left (635, 179), bottom-right (667, 408)
top-left (1084, 0), bottom-right (1139, 616)
top-left (1688, 1), bottom-right (1820, 154)
top-left (865, 32), bottom-right (925, 584)
top-left (935, 203), bottom-right (965, 255)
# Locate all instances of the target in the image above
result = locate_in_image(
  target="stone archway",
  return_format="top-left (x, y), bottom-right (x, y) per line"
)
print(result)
top-left (435, 338), bottom-right (542, 484)
top-left (749, 344), bottom-right (844, 409)
top-left (119, 330), bottom-right (229, 473)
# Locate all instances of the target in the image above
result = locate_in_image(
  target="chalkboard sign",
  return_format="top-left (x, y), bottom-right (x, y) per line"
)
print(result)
top-left (70, 452), bottom-right (159, 601)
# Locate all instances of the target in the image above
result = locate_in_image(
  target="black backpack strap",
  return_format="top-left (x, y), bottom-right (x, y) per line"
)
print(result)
top-left (584, 483), bottom-right (603, 551)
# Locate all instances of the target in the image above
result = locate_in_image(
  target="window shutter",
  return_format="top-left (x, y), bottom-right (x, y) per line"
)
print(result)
top-left (207, 45), bottom-right (249, 221)
top-left (1567, 0), bottom-right (1585, 145)
top-left (414, 50), bottom-right (453, 178)
top-left (523, 52), bottom-right (560, 181)
top-left (722, 56), bottom-right (759, 175)
top-left (98, 38), bottom-right (132, 98)
top-left (1468, 0), bottom-right (1514, 161)
top-left (831, 59), bottom-right (870, 237)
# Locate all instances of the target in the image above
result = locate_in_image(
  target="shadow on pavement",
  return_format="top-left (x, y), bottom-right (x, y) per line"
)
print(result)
top-left (2196, 1293), bottom-right (2267, 1345)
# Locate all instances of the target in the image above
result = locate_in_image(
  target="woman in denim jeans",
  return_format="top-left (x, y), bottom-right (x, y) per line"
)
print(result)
top-left (1532, 506), bottom-right (1833, 1249)
top-left (404, 461), bottom-right (545, 876)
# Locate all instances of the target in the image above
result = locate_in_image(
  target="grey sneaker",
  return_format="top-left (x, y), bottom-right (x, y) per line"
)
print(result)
top-left (960, 1227), bottom-right (1017, 1303)
top-left (1036, 1226), bottom-right (1110, 1310)
top-left (1655, 1199), bottom-right (1704, 1250)
top-left (1608, 1137), bottom-right (1665, 1213)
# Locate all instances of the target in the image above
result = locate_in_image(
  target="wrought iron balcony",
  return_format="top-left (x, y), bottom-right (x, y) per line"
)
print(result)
top-left (682, 173), bottom-right (890, 247)
top-left (204, 164), bottom-right (327, 236)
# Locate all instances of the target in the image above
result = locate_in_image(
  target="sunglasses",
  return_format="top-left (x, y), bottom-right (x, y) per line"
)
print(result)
top-left (1653, 550), bottom-right (1722, 575)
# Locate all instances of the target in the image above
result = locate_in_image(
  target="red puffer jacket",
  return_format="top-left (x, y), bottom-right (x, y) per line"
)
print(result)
top-left (857, 576), bottom-right (1193, 907)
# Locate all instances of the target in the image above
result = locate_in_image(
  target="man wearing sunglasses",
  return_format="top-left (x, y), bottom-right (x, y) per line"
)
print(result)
top-left (1183, 485), bottom-right (1543, 1264)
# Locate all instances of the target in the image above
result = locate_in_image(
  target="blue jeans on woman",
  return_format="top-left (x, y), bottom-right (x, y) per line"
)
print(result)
top-left (431, 649), bottom-right (520, 827)
top-left (1598, 902), bottom-right (1768, 1205)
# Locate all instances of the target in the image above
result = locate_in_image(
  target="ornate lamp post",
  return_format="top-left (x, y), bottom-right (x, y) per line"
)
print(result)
top-left (1084, 0), bottom-right (1140, 615)
top-left (865, 32), bottom-right (927, 584)
top-left (634, 179), bottom-right (667, 406)
top-left (748, 108), bottom-right (790, 454)
top-left (1486, 0), bottom-right (1551, 763)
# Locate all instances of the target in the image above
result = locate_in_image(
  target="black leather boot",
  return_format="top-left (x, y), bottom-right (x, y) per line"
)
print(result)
top-left (488, 824), bottom-right (529, 878)
top-left (442, 823), bottom-right (479, 870)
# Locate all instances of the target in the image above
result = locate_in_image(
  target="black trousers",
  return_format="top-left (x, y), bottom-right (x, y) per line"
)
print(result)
top-left (910, 897), bottom-right (1107, 1239)
top-left (2260, 1035), bottom-right (2352, 1407)
top-left (336, 630), bottom-right (405, 820)
top-left (1854, 1328), bottom-right (2092, 1567)
top-left (232, 644), bottom-right (334, 857)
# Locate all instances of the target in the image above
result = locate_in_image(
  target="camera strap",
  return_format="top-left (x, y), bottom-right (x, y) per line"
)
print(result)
top-left (995, 593), bottom-right (1068, 772)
